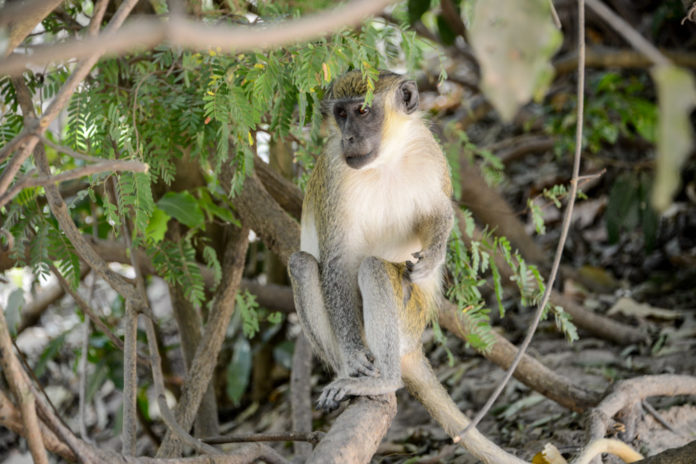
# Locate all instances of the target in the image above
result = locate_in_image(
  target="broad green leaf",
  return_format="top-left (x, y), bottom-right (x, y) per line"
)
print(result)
top-left (651, 65), bottom-right (696, 212)
top-left (226, 337), bottom-right (252, 406)
top-left (198, 188), bottom-right (240, 226)
top-left (156, 191), bottom-right (204, 229)
top-left (470, 0), bottom-right (562, 121)
top-left (5, 288), bottom-right (24, 337)
top-left (146, 208), bottom-right (170, 244)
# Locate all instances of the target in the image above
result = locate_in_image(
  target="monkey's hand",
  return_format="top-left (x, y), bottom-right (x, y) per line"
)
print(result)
top-left (345, 348), bottom-right (380, 378)
top-left (406, 249), bottom-right (444, 282)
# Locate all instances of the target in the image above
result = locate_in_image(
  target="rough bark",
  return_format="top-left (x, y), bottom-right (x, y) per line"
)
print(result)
top-left (157, 227), bottom-right (250, 457)
top-left (306, 396), bottom-right (397, 464)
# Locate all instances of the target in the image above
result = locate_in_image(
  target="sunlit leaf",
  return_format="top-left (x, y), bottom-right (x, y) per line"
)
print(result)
top-left (470, 0), bottom-right (562, 121)
top-left (145, 208), bottom-right (170, 244)
top-left (651, 65), bottom-right (696, 212)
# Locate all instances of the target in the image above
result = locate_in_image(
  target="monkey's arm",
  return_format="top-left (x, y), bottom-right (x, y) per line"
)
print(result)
top-left (320, 255), bottom-right (379, 378)
top-left (408, 203), bottom-right (454, 281)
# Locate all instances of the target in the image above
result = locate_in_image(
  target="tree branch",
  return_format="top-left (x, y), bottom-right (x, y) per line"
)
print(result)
top-left (0, 0), bottom-right (396, 76)
top-left (157, 226), bottom-right (250, 457)
top-left (585, 0), bottom-right (671, 66)
top-left (0, 390), bottom-right (75, 462)
top-left (0, 302), bottom-right (48, 464)
top-left (1, 0), bottom-right (64, 58)
top-left (0, 159), bottom-right (149, 209)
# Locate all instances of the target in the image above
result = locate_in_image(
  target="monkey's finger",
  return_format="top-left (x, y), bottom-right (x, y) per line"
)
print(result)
top-left (317, 389), bottom-right (339, 411)
top-left (411, 251), bottom-right (423, 260)
top-left (352, 360), bottom-right (379, 377)
top-left (333, 387), bottom-right (349, 403)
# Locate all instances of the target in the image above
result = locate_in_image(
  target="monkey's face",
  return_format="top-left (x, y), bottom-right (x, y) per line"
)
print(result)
top-left (333, 98), bottom-right (384, 169)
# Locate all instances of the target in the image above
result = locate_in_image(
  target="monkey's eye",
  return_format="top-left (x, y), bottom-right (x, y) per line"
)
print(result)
top-left (357, 106), bottom-right (370, 116)
top-left (336, 107), bottom-right (347, 119)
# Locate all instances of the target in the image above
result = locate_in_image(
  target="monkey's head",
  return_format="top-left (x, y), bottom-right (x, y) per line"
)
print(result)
top-left (324, 70), bottom-right (419, 169)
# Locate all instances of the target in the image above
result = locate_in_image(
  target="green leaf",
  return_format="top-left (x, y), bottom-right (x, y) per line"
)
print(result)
top-left (651, 65), bottom-right (696, 212)
top-left (35, 332), bottom-right (68, 377)
top-left (146, 208), bottom-right (170, 244)
top-left (226, 337), bottom-right (251, 406)
top-left (157, 191), bottom-right (204, 229)
top-left (5, 288), bottom-right (24, 337)
top-left (236, 291), bottom-right (260, 338)
top-left (267, 312), bottom-right (282, 324)
top-left (436, 15), bottom-right (457, 46)
top-left (198, 189), bottom-right (239, 226)
top-left (470, 0), bottom-right (562, 121)
top-left (407, 0), bottom-right (431, 25)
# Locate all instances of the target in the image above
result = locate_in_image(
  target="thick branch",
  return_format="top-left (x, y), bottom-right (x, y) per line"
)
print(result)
top-left (290, 334), bottom-right (314, 459)
top-left (0, 390), bottom-right (75, 462)
top-left (0, 0), bottom-right (396, 76)
top-left (586, 375), bottom-right (696, 445)
top-left (157, 227), bottom-right (249, 457)
top-left (307, 396), bottom-right (397, 464)
top-left (1, 0), bottom-right (64, 58)
top-left (0, 302), bottom-right (48, 464)
top-left (234, 171), bottom-right (299, 264)
top-left (253, 157), bottom-right (303, 221)
top-left (439, 301), bottom-right (601, 413)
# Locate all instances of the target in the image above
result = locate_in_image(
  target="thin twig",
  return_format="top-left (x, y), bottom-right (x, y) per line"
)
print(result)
top-left (549, 0), bottom-right (562, 29)
top-left (642, 400), bottom-right (683, 436)
top-left (585, 0), bottom-right (670, 66)
top-left (457, 0), bottom-right (587, 441)
top-left (78, 317), bottom-right (91, 441)
top-left (122, 299), bottom-right (139, 456)
top-left (41, 137), bottom-right (107, 163)
top-left (203, 431), bottom-right (324, 445)
top-left (143, 317), bottom-right (223, 456)
top-left (47, 263), bottom-right (151, 366)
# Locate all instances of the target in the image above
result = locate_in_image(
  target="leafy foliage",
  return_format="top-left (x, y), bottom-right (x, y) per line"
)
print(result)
top-left (547, 72), bottom-right (657, 156)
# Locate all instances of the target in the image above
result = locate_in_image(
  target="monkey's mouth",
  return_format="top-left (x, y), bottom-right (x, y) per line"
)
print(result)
top-left (344, 150), bottom-right (377, 169)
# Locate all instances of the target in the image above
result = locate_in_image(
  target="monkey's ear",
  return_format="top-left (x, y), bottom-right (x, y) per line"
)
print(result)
top-left (398, 80), bottom-right (419, 114)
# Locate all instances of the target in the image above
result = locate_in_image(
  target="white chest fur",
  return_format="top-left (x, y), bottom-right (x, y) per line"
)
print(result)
top-left (341, 144), bottom-right (444, 264)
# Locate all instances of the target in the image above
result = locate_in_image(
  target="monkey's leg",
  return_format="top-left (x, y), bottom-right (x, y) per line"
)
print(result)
top-left (288, 251), bottom-right (341, 371)
top-left (317, 257), bottom-right (403, 410)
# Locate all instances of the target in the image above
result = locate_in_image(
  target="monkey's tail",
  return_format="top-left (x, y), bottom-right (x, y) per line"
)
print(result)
top-left (402, 351), bottom-right (529, 464)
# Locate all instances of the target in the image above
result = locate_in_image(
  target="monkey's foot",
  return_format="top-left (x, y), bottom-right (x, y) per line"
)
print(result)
top-left (317, 378), bottom-right (354, 411)
top-left (345, 348), bottom-right (380, 377)
top-left (317, 377), bottom-right (403, 411)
